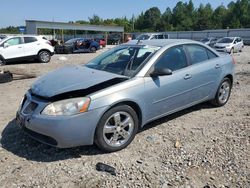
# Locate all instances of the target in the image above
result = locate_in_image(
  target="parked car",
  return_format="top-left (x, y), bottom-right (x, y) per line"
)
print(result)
top-left (214, 37), bottom-right (244, 53)
top-left (127, 33), bottom-right (169, 44)
top-left (16, 39), bottom-right (235, 152)
top-left (200, 37), bottom-right (217, 47)
top-left (107, 34), bottom-right (122, 45)
top-left (55, 38), bottom-right (100, 54)
top-left (0, 35), bottom-right (7, 41)
top-left (94, 38), bottom-right (106, 48)
top-left (0, 35), bottom-right (54, 65)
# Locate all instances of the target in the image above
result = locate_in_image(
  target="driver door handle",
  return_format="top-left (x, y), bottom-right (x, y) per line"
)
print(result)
top-left (184, 74), bottom-right (192, 80)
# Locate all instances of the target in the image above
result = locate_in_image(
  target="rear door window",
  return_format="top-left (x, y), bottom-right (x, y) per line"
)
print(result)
top-left (185, 45), bottom-right (209, 64)
top-left (24, 37), bottom-right (37, 43)
top-left (185, 44), bottom-right (217, 65)
top-left (164, 34), bottom-right (169, 39)
top-left (157, 35), bottom-right (164, 39)
top-left (207, 50), bottom-right (218, 59)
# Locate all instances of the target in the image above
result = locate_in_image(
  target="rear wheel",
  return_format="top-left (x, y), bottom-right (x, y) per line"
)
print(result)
top-left (0, 71), bottom-right (13, 83)
top-left (95, 105), bottom-right (139, 152)
top-left (38, 51), bottom-right (51, 63)
top-left (211, 78), bottom-right (232, 107)
top-left (239, 46), bottom-right (244, 52)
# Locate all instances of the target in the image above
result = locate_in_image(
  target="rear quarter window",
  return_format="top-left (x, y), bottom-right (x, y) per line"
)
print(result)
top-left (185, 44), bottom-right (218, 65)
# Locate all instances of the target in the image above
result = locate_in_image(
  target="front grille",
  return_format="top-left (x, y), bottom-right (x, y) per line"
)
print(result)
top-left (23, 101), bottom-right (38, 114)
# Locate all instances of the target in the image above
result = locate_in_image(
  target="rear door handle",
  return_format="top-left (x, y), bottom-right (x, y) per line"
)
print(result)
top-left (215, 64), bottom-right (220, 69)
top-left (184, 74), bottom-right (192, 80)
top-left (18, 46), bottom-right (22, 48)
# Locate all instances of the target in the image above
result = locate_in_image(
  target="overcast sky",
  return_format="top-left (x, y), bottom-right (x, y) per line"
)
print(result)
top-left (0, 0), bottom-right (235, 28)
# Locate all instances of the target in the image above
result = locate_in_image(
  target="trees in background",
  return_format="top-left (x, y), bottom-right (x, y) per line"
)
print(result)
top-left (1, 0), bottom-right (250, 33)
top-left (90, 0), bottom-right (250, 32)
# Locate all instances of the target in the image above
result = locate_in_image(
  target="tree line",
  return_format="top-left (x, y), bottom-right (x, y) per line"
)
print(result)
top-left (1, 0), bottom-right (250, 34)
top-left (75, 0), bottom-right (250, 32)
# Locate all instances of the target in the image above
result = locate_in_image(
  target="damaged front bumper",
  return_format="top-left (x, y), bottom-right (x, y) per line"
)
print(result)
top-left (16, 92), bottom-right (106, 148)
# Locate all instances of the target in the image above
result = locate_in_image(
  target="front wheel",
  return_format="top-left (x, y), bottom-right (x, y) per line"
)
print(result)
top-left (95, 105), bottom-right (139, 152)
top-left (211, 78), bottom-right (232, 107)
top-left (38, 51), bottom-right (51, 63)
top-left (90, 46), bottom-right (97, 53)
top-left (0, 57), bottom-right (6, 66)
top-left (230, 48), bottom-right (234, 54)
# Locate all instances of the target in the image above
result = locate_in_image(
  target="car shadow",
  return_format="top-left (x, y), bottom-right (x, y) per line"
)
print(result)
top-left (1, 102), bottom-right (214, 162)
top-left (0, 119), bottom-right (104, 162)
top-left (5, 59), bottom-right (41, 65)
top-left (139, 102), bottom-right (215, 132)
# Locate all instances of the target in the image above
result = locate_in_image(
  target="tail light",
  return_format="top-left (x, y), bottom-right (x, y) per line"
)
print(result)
top-left (46, 41), bottom-right (52, 46)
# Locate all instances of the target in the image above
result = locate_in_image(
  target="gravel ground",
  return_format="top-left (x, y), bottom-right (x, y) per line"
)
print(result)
top-left (0, 45), bottom-right (249, 188)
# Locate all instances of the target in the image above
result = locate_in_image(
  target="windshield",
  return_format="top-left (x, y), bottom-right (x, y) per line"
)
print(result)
top-left (217, 38), bottom-right (233, 43)
top-left (136, 34), bottom-right (150, 40)
top-left (85, 45), bottom-right (160, 76)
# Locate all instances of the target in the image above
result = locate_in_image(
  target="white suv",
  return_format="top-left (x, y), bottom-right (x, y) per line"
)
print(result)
top-left (0, 35), bottom-right (54, 65)
top-left (127, 33), bottom-right (169, 44)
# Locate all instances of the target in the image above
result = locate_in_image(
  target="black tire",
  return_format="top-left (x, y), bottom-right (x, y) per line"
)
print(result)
top-left (210, 78), bottom-right (232, 107)
top-left (90, 46), bottom-right (97, 53)
top-left (0, 56), bottom-right (6, 66)
top-left (38, 50), bottom-right (51, 63)
top-left (239, 46), bottom-right (243, 52)
top-left (95, 105), bottom-right (139, 152)
top-left (0, 71), bottom-right (13, 83)
top-left (230, 48), bottom-right (234, 54)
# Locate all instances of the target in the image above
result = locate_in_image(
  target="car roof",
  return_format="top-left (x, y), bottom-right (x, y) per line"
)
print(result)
top-left (222, 37), bottom-right (235, 39)
top-left (3, 35), bottom-right (43, 39)
top-left (136, 39), bottom-right (196, 47)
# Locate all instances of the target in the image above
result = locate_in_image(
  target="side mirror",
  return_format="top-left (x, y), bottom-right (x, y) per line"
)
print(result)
top-left (4, 43), bottom-right (10, 48)
top-left (150, 67), bottom-right (172, 77)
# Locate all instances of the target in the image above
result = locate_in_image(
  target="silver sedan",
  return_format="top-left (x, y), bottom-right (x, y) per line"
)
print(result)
top-left (16, 39), bottom-right (235, 152)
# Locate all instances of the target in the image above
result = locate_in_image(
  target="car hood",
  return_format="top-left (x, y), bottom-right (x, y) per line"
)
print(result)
top-left (31, 66), bottom-right (128, 98)
top-left (215, 43), bottom-right (232, 47)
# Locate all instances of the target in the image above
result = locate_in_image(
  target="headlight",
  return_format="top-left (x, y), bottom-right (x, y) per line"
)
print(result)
top-left (42, 97), bottom-right (91, 116)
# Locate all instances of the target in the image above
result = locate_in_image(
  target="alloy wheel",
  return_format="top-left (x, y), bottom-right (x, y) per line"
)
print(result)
top-left (40, 51), bottom-right (50, 62)
top-left (103, 111), bottom-right (134, 147)
top-left (218, 81), bottom-right (230, 104)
